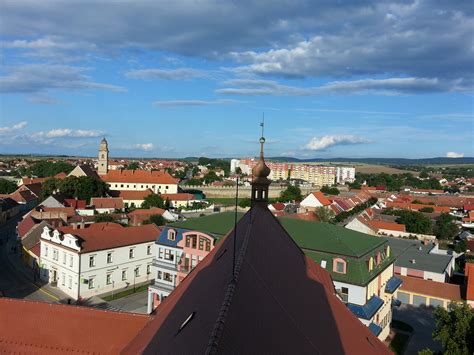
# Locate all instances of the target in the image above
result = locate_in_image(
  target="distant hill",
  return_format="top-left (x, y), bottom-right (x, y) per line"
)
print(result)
top-left (266, 157), bottom-right (474, 165)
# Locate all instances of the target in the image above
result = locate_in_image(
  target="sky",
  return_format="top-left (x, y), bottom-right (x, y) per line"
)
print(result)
top-left (0, 0), bottom-right (473, 159)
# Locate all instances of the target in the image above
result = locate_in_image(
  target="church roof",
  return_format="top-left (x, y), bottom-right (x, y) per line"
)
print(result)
top-left (101, 170), bottom-right (178, 185)
top-left (124, 206), bottom-right (390, 354)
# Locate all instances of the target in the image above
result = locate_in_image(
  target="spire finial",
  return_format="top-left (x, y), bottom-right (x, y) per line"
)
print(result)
top-left (259, 114), bottom-right (265, 158)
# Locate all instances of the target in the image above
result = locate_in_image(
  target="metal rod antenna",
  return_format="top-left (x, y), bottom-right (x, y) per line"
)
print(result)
top-left (232, 176), bottom-right (239, 281)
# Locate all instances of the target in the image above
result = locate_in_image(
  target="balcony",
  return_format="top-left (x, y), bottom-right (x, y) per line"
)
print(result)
top-left (346, 295), bottom-right (384, 320)
top-left (152, 259), bottom-right (178, 272)
top-left (385, 276), bottom-right (403, 294)
top-left (368, 322), bottom-right (382, 337)
top-left (150, 280), bottom-right (175, 293)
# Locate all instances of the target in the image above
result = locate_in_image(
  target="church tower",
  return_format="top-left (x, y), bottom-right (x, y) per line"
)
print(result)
top-left (251, 133), bottom-right (271, 208)
top-left (98, 137), bottom-right (109, 176)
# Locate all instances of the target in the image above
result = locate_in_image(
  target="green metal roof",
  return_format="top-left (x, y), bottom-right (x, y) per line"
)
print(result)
top-left (170, 211), bottom-right (392, 286)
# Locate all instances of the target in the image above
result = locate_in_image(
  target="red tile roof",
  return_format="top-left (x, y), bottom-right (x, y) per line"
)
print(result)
top-left (399, 275), bottom-right (463, 301)
top-left (368, 220), bottom-right (406, 232)
top-left (91, 197), bottom-right (124, 209)
top-left (101, 169), bottom-right (178, 185)
top-left (57, 222), bottom-right (159, 253)
top-left (124, 207), bottom-right (390, 354)
top-left (270, 202), bottom-right (286, 211)
top-left (17, 215), bottom-right (39, 239)
top-left (110, 189), bottom-right (154, 200)
top-left (30, 242), bottom-right (41, 257)
top-left (128, 207), bottom-right (166, 216)
top-left (312, 191), bottom-right (332, 206)
top-left (0, 298), bottom-right (151, 354)
top-left (161, 193), bottom-right (195, 201)
top-left (64, 199), bottom-right (87, 209)
top-left (465, 263), bottom-right (474, 301)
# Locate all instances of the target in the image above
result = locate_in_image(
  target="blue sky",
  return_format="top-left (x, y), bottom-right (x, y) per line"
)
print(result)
top-left (0, 0), bottom-right (473, 159)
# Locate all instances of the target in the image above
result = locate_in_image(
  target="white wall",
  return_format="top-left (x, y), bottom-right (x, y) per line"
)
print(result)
top-left (333, 280), bottom-right (367, 305)
top-left (108, 182), bottom-right (178, 194)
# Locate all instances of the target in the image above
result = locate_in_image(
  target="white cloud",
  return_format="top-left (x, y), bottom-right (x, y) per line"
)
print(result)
top-left (304, 135), bottom-right (369, 151)
top-left (0, 121), bottom-right (27, 135)
top-left (125, 68), bottom-right (206, 80)
top-left (217, 77), bottom-right (451, 96)
top-left (134, 143), bottom-right (154, 151)
top-left (0, 64), bottom-right (126, 94)
top-left (446, 152), bottom-right (464, 158)
top-left (152, 99), bottom-right (241, 107)
top-left (33, 129), bottom-right (103, 139)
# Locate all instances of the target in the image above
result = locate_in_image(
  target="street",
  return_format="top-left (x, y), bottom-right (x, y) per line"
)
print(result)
top-left (0, 214), bottom-right (61, 303)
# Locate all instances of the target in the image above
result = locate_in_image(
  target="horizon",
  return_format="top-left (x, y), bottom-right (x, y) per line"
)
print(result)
top-left (1, 1), bottom-right (473, 159)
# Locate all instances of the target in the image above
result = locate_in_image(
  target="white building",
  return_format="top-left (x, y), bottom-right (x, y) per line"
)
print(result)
top-left (39, 222), bottom-right (160, 300)
top-left (230, 159), bottom-right (240, 174)
top-left (336, 167), bottom-right (356, 184)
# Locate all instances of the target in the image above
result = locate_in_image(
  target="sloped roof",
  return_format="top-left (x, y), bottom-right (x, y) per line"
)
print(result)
top-left (161, 193), bottom-right (195, 201)
top-left (124, 207), bottom-right (390, 354)
top-left (368, 220), bottom-right (406, 232)
top-left (312, 191), bottom-right (332, 206)
top-left (101, 170), bottom-right (178, 184)
top-left (17, 214), bottom-right (39, 238)
top-left (465, 263), bottom-right (474, 301)
top-left (399, 275), bottom-right (463, 301)
top-left (110, 189), bottom-right (154, 200)
top-left (0, 298), bottom-right (151, 354)
top-left (128, 207), bottom-right (166, 216)
top-left (56, 222), bottom-right (159, 253)
top-left (22, 221), bottom-right (51, 250)
top-left (91, 197), bottom-right (124, 209)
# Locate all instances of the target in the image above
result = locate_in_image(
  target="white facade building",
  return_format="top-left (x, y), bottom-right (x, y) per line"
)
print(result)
top-left (39, 223), bottom-right (159, 300)
top-left (336, 167), bottom-right (356, 184)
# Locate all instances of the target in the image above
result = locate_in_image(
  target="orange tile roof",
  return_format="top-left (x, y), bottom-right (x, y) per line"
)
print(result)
top-left (311, 191), bottom-right (332, 206)
top-left (128, 207), bottom-right (166, 216)
top-left (161, 193), bottom-right (195, 201)
top-left (111, 189), bottom-right (154, 200)
top-left (56, 222), bottom-right (159, 253)
top-left (399, 275), bottom-right (463, 301)
top-left (101, 169), bottom-right (178, 184)
top-left (91, 197), bottom-right (124, 209)
top-left (368, 220), bottom-right (406, 232)
top-left (0, 298), bottom-right (150, 354)
top-left (465, 263), bottom-right (474, 301)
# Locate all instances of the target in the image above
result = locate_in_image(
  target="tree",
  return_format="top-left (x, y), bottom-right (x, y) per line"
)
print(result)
top-left (432, 302), bottom-right (474, 355)
top-left (0, 178), bottom-right (17, 194)
top-left (321, 185), bottom-right (340, 195)
top-left (94, 214), bottom-right (115, 223)
top-left (314, 207), bottom-right (335, 222)
top-left (419, 207), bottom-right (435, 213)
top-left (419, 170), bottom-right (429, 178)
top-left (279, 185), bottom-right (302, 202)
top-left (186, 178), bottom-right (203, 186)
top-left (434, 213), bottom-right (458, 240)
top-left (203, 171), bottom-right (222, 185)
top-left (235, 167), bottom-right (242, 175)
top-left (454, 239), bottom-right (467, 253)
top-left (144, 214), bottom-right (165, 226)
top-left (23, 160), bottom-right (74, 178)
top-left (141, 194), bottom-right (165, 209)
top-left (391, 210), bottom-right (432, 234)
top-left (40, 178), bottom-right (60, 199)
top-left (126, 162), bottom-right (140, 170)
top-left (56, 176), bottom-right (109, 202)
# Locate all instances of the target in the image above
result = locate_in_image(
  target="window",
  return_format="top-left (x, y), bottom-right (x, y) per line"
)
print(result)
top-left (107, 252), bottom-right (113, 264)
top-left (122, 269), bottom-right (127, 280)
top-left (199, 238), bottom-right (204, 251)
top-left (340, 287), bottom-right (349, 302)
top-left (157, 271), bottom-right (162, 279)
top-left (61, 273), bottom-right (65, 286)
top-left (333, 258), bottom-right (346, 274)
top-left (168, 230), bottom-right (176, 241)
top-left (147, 245), bottom-right (152, 255)
top-left (163, 272), bottom-right (173, 282)
top-left (89, 255), bottom-right (95, 267)
top-left (205, 239), bottom-right (211, 252)
top-left (68, 276), bottom-right (72, 289)
top-left (321, 260), bottom-right (327, 268)
top-left (62, 252), bottom-right (66, 264)
top-left (147, 265), bottom-right (151, 275)
top-left (164, 249), bottom-right (174, 262)
top-left (53, 249), bottom-right (58, 261)
top-left (88, 277), bottom-right (95, 289)
top-left (44, 245), bottom-right (48, 257)
top-left (129, 248), bottom-right (135, 259)
top-left (133, 185), bottom-right (136, 188)
top-left (159, 248), bottom-right (164, 259)
top-left (106, 273), bottom-right (112, 285)
top-left (121, 184), bottom-right (124, 188)
top-left (165, 186), bottom-right (169, 189)
top-left (69, 255), bottom-right (73, 267)
top-left (135, 267), bottom-right (140, 277)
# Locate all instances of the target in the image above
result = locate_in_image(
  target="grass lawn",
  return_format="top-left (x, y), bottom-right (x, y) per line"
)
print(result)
top-left (102, 284), bottom-right (149, 301)
top-left (390, 332), bottom-right (411, 355)
top-left (206, 197), bottom-right (243, 206)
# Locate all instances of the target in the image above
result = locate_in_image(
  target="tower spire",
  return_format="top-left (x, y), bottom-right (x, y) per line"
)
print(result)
top-left (251, 118), bottom-right (271, 208)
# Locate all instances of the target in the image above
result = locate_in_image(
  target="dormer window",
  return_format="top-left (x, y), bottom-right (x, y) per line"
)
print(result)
top-left (385, 245), bottom-right (391, 257)
top-left (368, 257), bottom-right (374, 272)
top-left (333, 258), bottom-right (347, 274)
top-left (168, 229), bottom-right (176, 241)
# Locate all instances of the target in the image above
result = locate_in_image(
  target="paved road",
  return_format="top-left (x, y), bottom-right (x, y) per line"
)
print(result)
top-left (0, 215), bottom-right (60, 302)
top-left (108, 290), bottom-right (148, 314)
top-left (393, 305), bottom-right (442, 354)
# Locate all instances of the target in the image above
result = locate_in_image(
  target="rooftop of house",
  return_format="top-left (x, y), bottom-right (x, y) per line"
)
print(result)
top-left (22, 221), bottom-right (51, 250)
top-left (90, 197), bottom-right (124, 209)
top-left (0, 197), bottom-right (19, 211)
top-left (0, 298), bottom-right (151, 354)
top-left (124, 206), bottom-right (390, 354)
top-left (54, 222), bottom-right (160, 253)
top-left (101, 169), bottom-right (178, 185)
top-left (109, 189), bottom-right (154, 200)
top-left (382, 237), bottom-right (453, 274)
top-left (398, 275), bottom-right (463, 301)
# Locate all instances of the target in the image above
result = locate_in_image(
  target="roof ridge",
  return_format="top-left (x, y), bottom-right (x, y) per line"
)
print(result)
top-left (205, 213), bottom-right (253, 355)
